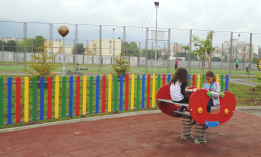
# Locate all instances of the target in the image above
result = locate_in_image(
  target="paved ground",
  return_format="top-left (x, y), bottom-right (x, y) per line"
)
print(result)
top-left (0, 110), bottom-right (261, 157)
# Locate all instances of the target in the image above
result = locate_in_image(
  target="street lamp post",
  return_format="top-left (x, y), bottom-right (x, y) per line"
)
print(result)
top-left (58, 25), bottom-right (69, 77)
top-left (113, 28), bottom-right (115, 64)
top-left (141, 22), bottom-right (145, 57)
top-left (154, 1), bottom-right (159, 74)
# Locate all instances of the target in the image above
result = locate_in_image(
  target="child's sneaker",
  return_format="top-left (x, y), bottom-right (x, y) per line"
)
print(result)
top-left (178, 107), bottom-right (184, 112)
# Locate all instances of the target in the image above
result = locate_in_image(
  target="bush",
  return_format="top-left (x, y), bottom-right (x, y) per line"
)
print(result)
top-left (255, 73), bottom-right (261, 89)
top-left (24, 43), bottom-right (59, 81)
top-left (111, 53), bottom-right (130, 78)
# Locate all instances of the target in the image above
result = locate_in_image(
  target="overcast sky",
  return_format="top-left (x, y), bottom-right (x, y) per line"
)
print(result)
top-left (1, 0), bottom-right (261, 51)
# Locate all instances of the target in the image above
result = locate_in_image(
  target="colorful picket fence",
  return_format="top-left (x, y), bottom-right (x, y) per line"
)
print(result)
top-left (0, 74), bottom-right (229, 125)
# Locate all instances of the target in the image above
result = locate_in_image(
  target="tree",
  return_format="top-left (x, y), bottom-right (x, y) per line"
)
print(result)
top-left (192, 30), bottom-right (215, 74)
top-left (24, 42), bottom-right (59, 81)
top-left (73, 43), bottom-right (85, 54)
top-left (111, 53), bottom-right (130, 78)
top-left (141, 49), bottom-right (161, 60)
top-left (4, 40), bottom-right (17, 51)
top-left (118, 37), bottom-right (139, 56)
top-left (0, 40), bottom-right (5, 50)
top-left (212, 57), bottom-right (221, 62)
top-left (18, 35), bottom-right (45, 52)
top-left (252, 56), bottom-right (258, 63)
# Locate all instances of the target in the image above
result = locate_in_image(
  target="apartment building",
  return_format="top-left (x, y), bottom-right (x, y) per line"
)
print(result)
top-left (96, 39), bottom-right (121, 56)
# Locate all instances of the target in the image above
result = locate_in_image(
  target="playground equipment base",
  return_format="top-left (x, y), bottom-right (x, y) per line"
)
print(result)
top-left (173, 111), bottom-right (207, 144)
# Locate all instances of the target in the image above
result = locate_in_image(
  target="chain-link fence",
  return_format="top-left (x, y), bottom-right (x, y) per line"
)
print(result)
top-left (0, 21), bottom-right (260, 75)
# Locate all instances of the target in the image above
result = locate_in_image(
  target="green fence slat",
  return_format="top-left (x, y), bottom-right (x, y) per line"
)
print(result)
top-left (136, 74), bottom-right (140, 109)
top-left (157, 74), bottom-right (160, 90)
top-left (62, 76), bottom-right (66, 117)
top-left (89, 76), bottom-right (93, 114)
top-left (114, 75), bottom-right (117, 112)
top-left (32, 77), bottom-right (37, 121)
top-left (221, 75), bottom-right (224, 92)
top-left (0, 78), bottom-right (3, 125)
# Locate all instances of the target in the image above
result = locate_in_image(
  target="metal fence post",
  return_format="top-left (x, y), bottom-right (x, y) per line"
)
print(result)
top-left (167, 28), bottom-right (170, 74)
top-left (123, 26), bottom-right (126, 56)
top-left (248, 33), bottom-right (252, 76)
top-left (189, 29), bottom-right (192, 74)
top-left (138, 42), bottom-right (140, 66)
top-left (24, 22), bottom-right (27, 71)
top-left (229, 32), bottom-right (233, 75)
top-left (145, 27), bottom-right (148, 73)
top-left (99, 25), bottom-right (102, 72)
top-left (151, 42), bottom-right (153, 67)
top-left (221, 43), bottom-right (223, 69)
top-left (1, 38), bottom-right (3, 64)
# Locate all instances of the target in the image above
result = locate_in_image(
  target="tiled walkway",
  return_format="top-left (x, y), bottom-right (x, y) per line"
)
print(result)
top-left (0, 110), bottom-right (261, 157)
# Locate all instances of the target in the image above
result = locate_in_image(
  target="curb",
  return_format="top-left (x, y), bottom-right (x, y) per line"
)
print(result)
top-left (0, 110), bottom-right (161, 133)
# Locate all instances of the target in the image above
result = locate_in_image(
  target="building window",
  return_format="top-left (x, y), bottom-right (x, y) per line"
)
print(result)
top-left (109, 50), bottom-right (111, 54)
top-left (110, 40), bottom-right (112, 44)
top-left (93, 44), bottom-right (96, 47)
top-left (93, 49), bottom-right (96, 52)
top-left (109, 45), bottom-right (111, 49)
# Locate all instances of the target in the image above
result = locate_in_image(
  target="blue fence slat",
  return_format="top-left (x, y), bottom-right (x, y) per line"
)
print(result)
top-left (40, 76), bottom-right (44, 120)
top-left (96, 75), bottom-right (100, 113)
top-left (7, 77), bottom-right (12, 124)
top-left (188, 74), bottom-right (190, 87)
top-left (142, 74), bottom-right (145, 109)
top-left (225, 75), bottom-right (229, 91)
top-left (168, 74), bottom-right (171, 84)
top-left (69, 76), bottom-right (73, 117)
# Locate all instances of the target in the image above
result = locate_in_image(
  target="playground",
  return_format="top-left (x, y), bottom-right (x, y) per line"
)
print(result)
top-left (0, 110), bottom-right (260, 156)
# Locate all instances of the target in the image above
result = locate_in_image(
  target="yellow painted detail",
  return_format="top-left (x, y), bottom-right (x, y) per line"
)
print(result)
top-left (55, 76), bottom-right (59, 119)
top-left (82, 76), bottom-right (87, 115)
top-left (216, 74), bottom-right (219, 83)
top-left (131, 74), bottom-right (135, 110)
top-left (24, 77), bottom-right (29, 122)
top-left (198, 107), bottom-right (203, 113)
top-left (224, 109), bottom-right (229, 114)
top-left (197, 74), bottom-right (200, 89)
top-left (108, 75), bottom-right (112, 112)
top-left (152, 74), bottom-right (155, 108)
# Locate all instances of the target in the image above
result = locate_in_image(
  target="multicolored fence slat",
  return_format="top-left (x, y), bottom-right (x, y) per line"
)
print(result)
top-left (40, 77), bottom-right (44, 120)
top-left (76, 76), bottom-right (80, 116)
top-left (120, 75), bottom-right (123, 111)
top-left (96, 75), bottom-right (100, 113)
top-left (24, 77), bottom-right (29, 123)
top-left (221, 75), bottom-right (224, 92)
top-left (83, 75), bottom-right (87, 115)
top-left (32, 77), bottom-right (37, 121)
top-left (62, 76), bottom-right (66, 117)
top-left (114, 75), bottom-right (117, 112)
top-left (0, 74), bottom-right (230, 125)
top-left (108, 75), bottom-right (112, 112)
top-left (69, 76), bottom-right (73, 117)
top-left (89, 76), bottom-right (93, 114)
top-left (16, 77), bottom-right (21, 123)
top-left (136, 74), bottom-right (140, 110)
top-left (102, 75), bottom-right (106, 113)
top-left (147, 74), bottom-right (150, 108)
top-left (131, 74), bottom-right (135, 110)
top-left (125, 75), bottom-right (129, 110)
top-left (48, 77), bottom-right (52, 119)
top-left (7, 77), bottom-right (12, 124)
top-left (142, 74), bottom-right (145, 109)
